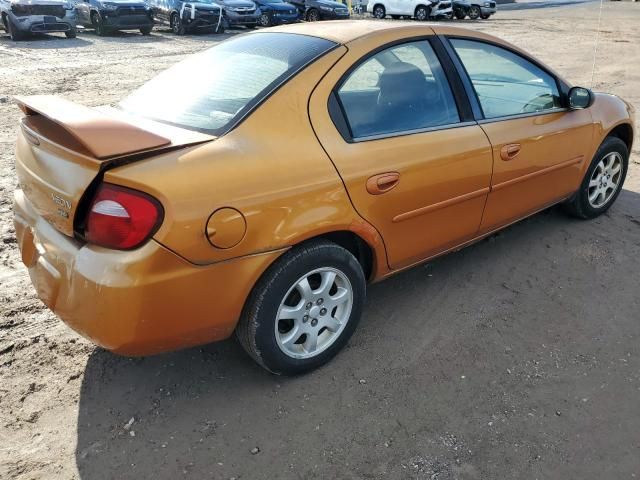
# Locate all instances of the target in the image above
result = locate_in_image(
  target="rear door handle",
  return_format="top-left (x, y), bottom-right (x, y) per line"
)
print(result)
top-left (500, 143), bottom-right (521, 161)
top-left (366, 172), bottom-right (400, 195)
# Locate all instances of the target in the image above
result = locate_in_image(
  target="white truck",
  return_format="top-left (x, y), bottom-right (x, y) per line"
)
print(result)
top-left (366, 0), bottom-right (452, 20)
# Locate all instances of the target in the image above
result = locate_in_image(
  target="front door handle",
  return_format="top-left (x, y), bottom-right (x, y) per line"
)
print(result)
top-left (500, 143), bottom-right (521, 161)
top-left (366, 172), bottom-right (400, 195)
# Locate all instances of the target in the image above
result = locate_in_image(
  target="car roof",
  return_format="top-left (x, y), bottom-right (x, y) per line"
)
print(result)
top-left (262, 20), bottom-right (492, 45)
top-left (261, 21), bottom-right (567, 84)
top-left (263, 20), bottom-right (438, 44)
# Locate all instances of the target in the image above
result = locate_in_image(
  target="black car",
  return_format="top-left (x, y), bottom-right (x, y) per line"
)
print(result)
top-left (254, 0), bottom-right (298, 27)
top-left (74, 0), bottom-right (154, 35)
top-left (149, 0), bottom-right (224, 34)
top-left (289, 0), bottom-right (349, 21)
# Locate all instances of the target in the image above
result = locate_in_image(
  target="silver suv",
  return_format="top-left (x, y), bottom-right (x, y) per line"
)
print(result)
top-left (0, 0), bottom-right (78, 40)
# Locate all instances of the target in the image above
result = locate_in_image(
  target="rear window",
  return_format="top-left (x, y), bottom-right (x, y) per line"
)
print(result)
top-left (119, 33), bottom-right (336, 135)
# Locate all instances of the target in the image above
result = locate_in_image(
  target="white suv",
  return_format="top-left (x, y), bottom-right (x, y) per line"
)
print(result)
top-left (367, 0), bottom-right (452, 20)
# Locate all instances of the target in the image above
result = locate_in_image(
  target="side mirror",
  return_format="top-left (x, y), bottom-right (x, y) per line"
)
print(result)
top-left (568, 86), bottom-right (594, 110)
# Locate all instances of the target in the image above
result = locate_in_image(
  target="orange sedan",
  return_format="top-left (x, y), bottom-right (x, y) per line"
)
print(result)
top-left (13, 21), bottom-right (634, 374)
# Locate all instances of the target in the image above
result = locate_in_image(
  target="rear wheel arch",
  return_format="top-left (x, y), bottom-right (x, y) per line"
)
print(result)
top-left (308, 231), bottom-right (374, 281)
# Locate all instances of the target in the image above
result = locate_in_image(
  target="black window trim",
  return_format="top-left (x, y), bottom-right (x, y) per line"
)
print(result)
top-left (328, 35), bottom-right (475, 144)
top-left (441, 34), bottom-right (572, 124)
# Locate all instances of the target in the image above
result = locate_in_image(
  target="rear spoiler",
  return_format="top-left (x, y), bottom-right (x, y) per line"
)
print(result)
top-left (15, 95), bottom-right (213, 160)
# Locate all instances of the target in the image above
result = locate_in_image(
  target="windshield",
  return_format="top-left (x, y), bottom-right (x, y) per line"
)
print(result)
top-left (119, 33), bottom-right (336, 135)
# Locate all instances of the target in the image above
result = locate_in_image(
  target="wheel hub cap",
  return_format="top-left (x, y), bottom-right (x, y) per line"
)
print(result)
top-left (275, 267), bottom-right (353, 359)
top-left (588, 152), bottom-right (623, 208)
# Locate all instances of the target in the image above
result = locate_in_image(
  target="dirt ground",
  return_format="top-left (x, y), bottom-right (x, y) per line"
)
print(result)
top-left (1, 2), bottom-right (639, 479)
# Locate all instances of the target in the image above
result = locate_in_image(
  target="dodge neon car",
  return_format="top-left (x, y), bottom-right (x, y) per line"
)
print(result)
top-left (13, 22), bottom-right (634, 374)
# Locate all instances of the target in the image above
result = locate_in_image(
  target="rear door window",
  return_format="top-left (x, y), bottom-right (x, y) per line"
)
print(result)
top-left (337, 40), bottom-right (460, 139)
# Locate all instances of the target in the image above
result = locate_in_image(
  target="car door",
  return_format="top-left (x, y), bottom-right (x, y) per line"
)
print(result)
top-left (309, 35), bottom-right (493, 270)
top-left (444, 35), bottom-right (595, 233)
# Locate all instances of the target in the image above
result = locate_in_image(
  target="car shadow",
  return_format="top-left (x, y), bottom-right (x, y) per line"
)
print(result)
top-left (0, 33), bottom-right (92, 48)
top-left (74, 188), bottom-right (640, 479)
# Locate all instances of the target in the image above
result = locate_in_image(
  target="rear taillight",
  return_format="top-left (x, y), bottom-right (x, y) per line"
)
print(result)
top-left (85, 183), bottom-right (163, 250)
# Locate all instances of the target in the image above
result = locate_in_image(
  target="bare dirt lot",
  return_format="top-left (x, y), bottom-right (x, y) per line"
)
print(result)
top-left (1, 3), bottom-right (639, 479)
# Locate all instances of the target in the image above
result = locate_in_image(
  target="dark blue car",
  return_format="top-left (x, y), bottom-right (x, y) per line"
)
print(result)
top-left (254, 0), bottom-right (298, 27)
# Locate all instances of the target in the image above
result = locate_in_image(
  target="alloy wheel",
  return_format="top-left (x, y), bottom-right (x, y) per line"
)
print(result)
top-left (259, 12), bottom-right (271, 26)
top-left (373, 6), bottom-right (385, 18)
top-left (275, 267), bottom-right (353, 359)
top-left (468, 5), bottom-right (481, 19)
top-left (588, 152), bottom-right (623, 208)
top-left (416, 6), bottom-right (428, 20)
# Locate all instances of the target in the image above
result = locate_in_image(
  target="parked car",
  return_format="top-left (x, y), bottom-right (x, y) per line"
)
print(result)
top-left (149, 0), bottom-right (224, 34)
top-left (367, 0), bottom-right (453, 20)
top-left (254, 0), bottom-right (298, 27)
top-left (0, 0), bottom-right (77, 40)
top-left (453, 0), bottom-right (495, 19)
top-left (289, 0), bottom-right (349, 21)
top-left (13, 23), bottom-right (634, 374)
top-left (215, 0), bottom-right (260, 28)
top-left (74, 0), bottom-right (154, 35)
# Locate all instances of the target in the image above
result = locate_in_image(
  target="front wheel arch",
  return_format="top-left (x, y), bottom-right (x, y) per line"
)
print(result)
top-left (608, 122), bottom-right (634, 152)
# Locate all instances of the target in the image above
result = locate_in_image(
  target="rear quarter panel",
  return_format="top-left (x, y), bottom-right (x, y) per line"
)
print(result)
top-left (106, 45), bottom-right (387, 275)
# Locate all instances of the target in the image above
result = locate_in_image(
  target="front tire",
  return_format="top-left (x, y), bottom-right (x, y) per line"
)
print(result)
top-left (91, 12), bottom-right (107, 36)
top-left (480, 13), bottom-right (491, 19)
top-left (415, 5), bottom-right (431, 21)
top-left (170, 12), bottom-right (185, 35)
top-left (236, 240), bottom-right (366, 375)
top-left (7, 16), bottom-right (26, 40)
top-left (140, 25), bottom-right (152, 35)
top-left (259, 12), bottom-right (272, 26)
top-left (563, 136), bottom-right (628, 219)
top-left (468, 5), bottom-right (481, 19)
top-left (372, 4), bottom-right (385, 18)
top-left (65, 26), bottom-right (77, 38)
top-left (306, 8), bottom-right (320, 21)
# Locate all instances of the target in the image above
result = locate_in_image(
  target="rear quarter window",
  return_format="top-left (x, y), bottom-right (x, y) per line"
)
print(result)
top-left (119, 33), bottom-right (337, 135)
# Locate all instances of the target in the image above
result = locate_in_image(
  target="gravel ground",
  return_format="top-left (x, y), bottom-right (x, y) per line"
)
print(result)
top-left (1, 3), bottom-right (639, 479)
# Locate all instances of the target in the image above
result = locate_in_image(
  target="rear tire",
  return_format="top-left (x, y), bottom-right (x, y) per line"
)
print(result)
top-left (454, 8), bottom-right (466, 19)
top-left (140, 25), bottom-right (152, 35)
top-left (563, 136), bottom-right (628, 219)
top-left (236, 240), bottom-right (366, 375)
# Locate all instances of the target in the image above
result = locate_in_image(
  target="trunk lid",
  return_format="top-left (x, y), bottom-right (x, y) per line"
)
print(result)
top-left (14, 95), bottom-right (214, 237)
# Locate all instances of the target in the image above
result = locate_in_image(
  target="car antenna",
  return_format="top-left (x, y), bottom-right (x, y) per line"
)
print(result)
top-left (590, 0), bottom-right (605, 88)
